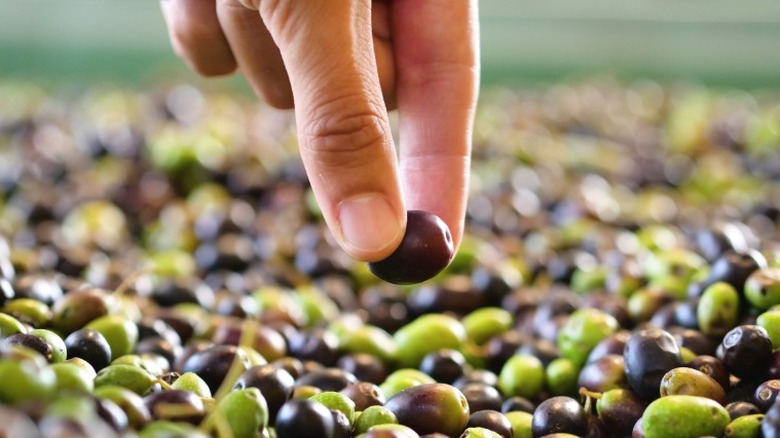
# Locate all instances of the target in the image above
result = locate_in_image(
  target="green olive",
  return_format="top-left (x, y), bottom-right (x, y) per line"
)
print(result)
top-left (504, 411), bottom-right (533, 438)
top-left (171, 371), bottom-right (212, 398)
top-left (1, 298), bottom-right (52, 327)
top-left (0, 313), bottom-right (27, 338)
top-left (93, 384), bottom-right (152, 430)
top-left (51, 362), bottom-right (94, 393)
top-left (138, 420), bottom-right (210, 438)
top-left (545, 357), bottom-right (580, 396)
top-left (29, 328), bottom-right (67, 363)
top-left (354, 405), bottom-right (398, 435)
top-left (393, 314), bottom-right (466, 368)
top-left (659, 367), bottom-right (727, 405)
top-left (641, 395), bottom-right (729, 438)
top-left (757, 309), bottom-right (780, 349)
top-left (85, 315), bottom-right (139, 361)
top-left (333, 323), bottom-right (397, 364)
top-left (462, 307), bottom-right (514, 345)
top-left (498, 354), bottom-right (545, 399)
top-left (0, 358), bottom-right (56, 404)
top-left (213, 387), bottom-right (269, 438)
top-left (745, 267), bottom-right (780, 310)
top-left (309, 391), bottom-right (356, 425)
top-left (724, 413), bottom-right (764, 438)
top-left (94, 363), bottom-right (155, 395)
top-left (460, 427), bottom-right (503, 438)
top-left (380, 369), bottom-right (435, 400)
top-left (697, 281), bottom-right (740, 337)
top-left (557, 308), bottom-right (619, 367)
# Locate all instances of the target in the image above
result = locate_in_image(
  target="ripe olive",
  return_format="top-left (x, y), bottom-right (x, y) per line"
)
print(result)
top-left (368, 210), bottom-right (454, 285)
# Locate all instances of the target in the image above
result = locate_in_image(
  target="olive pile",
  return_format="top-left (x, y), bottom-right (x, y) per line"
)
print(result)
top-left (1, 76), bottom-right (780, 438)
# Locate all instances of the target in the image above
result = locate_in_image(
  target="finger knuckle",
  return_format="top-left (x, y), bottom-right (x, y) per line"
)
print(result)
top-left (300, 105), bottom-right (388, 168)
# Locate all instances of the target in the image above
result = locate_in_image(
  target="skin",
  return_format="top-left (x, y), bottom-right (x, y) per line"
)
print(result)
top-left (160, 0), bottom-right (480, 263)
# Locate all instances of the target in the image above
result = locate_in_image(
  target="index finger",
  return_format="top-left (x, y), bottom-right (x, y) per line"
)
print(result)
top-left (390, 0), bottom-right (480, 251)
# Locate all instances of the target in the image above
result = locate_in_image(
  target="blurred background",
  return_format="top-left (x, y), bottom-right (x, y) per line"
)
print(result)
top-left (2, 0), bottom-right (780, 89)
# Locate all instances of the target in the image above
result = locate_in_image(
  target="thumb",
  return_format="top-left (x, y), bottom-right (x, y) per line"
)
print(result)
top-left (258, 0), bottom-right (406, 262)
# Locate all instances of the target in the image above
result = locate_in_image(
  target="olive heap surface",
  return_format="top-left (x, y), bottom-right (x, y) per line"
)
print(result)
top-left (1, 77), bottom-right (780, 437)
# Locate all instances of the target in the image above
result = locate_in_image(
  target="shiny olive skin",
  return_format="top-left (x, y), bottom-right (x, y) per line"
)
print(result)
top-left (340, 381), bottom-right (386, 412)
top-left (623, 328), bottom-right (683, 400)
top-left (578, 354), bottom-right (626, 393)
top-left (459, 382), bottom-right (504, 413)
top-left (384, 383), bottom-right (470, 437)
top-left (640, 395), bottom-right (730, 438)
top-left (754, 379), bottom-right (780, 412)
top-left (64, 328), bottom-right (112, 371)
top-left (466, 410), bottom-right (513, 438)
top-left (684, 355), bottom-right (731, 391)
top-left (659, 367), bottom-right (727, 405)
top-left (368, 210), bottom-right (454, 285)
top-left (274, 398), bottom-right (335, 438)
top-left (725, 401), bottom-right (761, 420)
top-left (762, 399), bottom-right (780, 438)
top-left (694, 249), bottom-right (767, 297)
top-left (531, 396), bottom-right (588, 437)
top-left (180, 344), bottom-right (251, 394)
top-left (233, 364), bottom-right (294, 423)
top-left (717, 325), bottom-right (773, 379)
top-left (1, 333), bottom-right (52, 361)
top-left (596, 388), bottom-right (646, 437)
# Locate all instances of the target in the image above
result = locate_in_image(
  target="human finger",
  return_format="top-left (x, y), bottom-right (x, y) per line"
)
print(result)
top-left (160, 0), bottom-right (237, 76)
top-left (390, 0), bottom-right (480, 250)
top-left (257, 0), bottom-right (407, 262)
top-left (216, 0), bottom-right (293, 108)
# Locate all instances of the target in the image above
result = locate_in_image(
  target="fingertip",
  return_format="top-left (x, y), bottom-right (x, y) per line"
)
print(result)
top-left (335, 193), bottom-right (406, 262)
top-left (161, 0), bottom-right (237, 77)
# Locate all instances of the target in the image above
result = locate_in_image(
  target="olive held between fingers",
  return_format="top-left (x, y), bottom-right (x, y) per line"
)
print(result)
top-left (368, 210), bottom-right (454, 285)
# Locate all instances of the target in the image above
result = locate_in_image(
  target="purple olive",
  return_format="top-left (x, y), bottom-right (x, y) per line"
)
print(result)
top-left (368, 210), bottom-right (454, 285)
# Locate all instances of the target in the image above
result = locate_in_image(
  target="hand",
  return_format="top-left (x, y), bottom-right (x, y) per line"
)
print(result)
top-left (161, 0), bottom-right (479, 262)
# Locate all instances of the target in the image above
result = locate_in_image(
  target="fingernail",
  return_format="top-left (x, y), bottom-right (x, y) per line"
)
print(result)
top-left (338, 194), bottom-right (403, 258)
